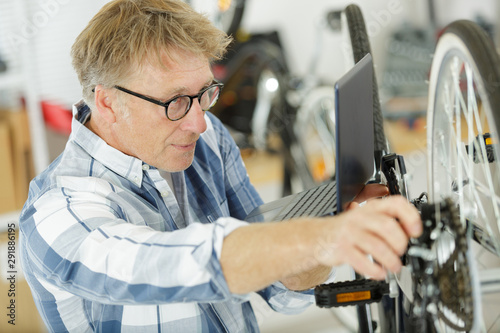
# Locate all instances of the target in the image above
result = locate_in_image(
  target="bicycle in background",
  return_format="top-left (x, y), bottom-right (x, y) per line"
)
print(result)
top-left (183, 0), bottom-right (245, 37)
top-left (188, 0), bottom-right (339, 198)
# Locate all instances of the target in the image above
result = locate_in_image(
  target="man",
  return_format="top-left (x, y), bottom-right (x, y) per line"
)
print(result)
top-left (19, 0), bottom-right (422, 331)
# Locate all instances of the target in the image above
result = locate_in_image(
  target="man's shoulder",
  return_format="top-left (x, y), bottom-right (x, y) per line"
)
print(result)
top-left (24, 141), bottom-right (102, 205)
top-left (198, 113), bottom-right (226, 153)
top-left (203, 112), bottom-right (237, 147)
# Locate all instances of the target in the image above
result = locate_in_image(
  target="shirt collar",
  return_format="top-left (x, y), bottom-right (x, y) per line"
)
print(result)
top-left (70, 100), bottom-right (144, 187)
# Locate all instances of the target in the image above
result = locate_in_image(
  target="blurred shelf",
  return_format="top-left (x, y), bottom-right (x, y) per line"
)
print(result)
top-left (383, 95), bottom-right (428, 120)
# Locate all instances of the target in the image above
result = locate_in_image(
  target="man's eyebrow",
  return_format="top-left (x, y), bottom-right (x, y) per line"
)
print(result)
top-left (202, 77), bottom-right (216, 88)
top-left (198, 77), bottom-right (217, 91)
top-left (165, 77), bottom-right (215, 97)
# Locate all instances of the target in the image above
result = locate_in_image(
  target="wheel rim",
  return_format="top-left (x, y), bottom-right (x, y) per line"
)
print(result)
top-left (427, 30), bottom-right (500, 331)
top-left (294, 86), bottom-right (336, 185)
top-left (428, 32), bottom-right (500, 256)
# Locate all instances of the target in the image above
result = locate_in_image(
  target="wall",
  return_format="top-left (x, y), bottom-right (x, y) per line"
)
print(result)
top-left (2, 0), bottom-right (498, 109)
top-left (242, 0), bottom-right (408, 83)
top-left (2, 0), bottom-right (495, 105)
top-left (241, 0), bottom-right (497, 84)
top-left (26, 0), bottom-right (109, 107)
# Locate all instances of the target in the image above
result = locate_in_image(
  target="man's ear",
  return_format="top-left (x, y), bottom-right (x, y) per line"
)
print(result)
top-left (94, 85), bottom-right (117, 123)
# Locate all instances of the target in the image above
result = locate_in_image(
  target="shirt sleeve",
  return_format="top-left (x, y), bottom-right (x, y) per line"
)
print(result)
top-left (256, 282), bottom-right (314, 314)
top-left (20, 183), bottom-right (251, 305)
top-left (208, 114), bottom-right (317, 313)
top-left (205, 113), bottom-right (263, 220)
top-left (255, 268), bottom-right (336, 314)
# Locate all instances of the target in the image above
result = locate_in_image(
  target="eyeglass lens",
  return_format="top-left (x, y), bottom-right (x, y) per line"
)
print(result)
top-left (168, 85), bottom-right (221, 120)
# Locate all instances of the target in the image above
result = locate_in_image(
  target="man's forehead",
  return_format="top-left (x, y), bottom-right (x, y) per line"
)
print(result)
top-left (124, 48), bottom-right (213, 92)
top-left (144, 47), bottom-right (209, 71)
top-left (125, 49), bottom-right (209, 86)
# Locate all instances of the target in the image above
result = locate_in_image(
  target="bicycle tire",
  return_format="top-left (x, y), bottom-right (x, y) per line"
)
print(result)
top-left (339, 5), bottom-right (389, 333)
top-left (427, 19), bottom-right (500, 332)
top-left (223, 0), bottom-right (245, 37)
top-left (212, 37), bottom-right (289, 144)
top-left (343, 4), bottom-right (389, 161)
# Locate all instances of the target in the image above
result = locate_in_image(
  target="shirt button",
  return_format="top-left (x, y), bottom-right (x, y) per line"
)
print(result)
top-left (142, 164), bottom-right (150, 170)
top-left (161, 191), bottom-right (169, 197)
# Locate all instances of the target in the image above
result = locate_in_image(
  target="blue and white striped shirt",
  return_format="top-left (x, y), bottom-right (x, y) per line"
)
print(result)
top-left (19, 101), bottom-right (313, 332)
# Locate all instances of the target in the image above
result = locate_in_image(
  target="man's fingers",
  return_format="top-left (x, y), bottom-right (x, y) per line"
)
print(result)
top-left (324, 195), bottom-right (422, 280)
top-left (345, 201), bottom-right (359, 210)
top-left (356, 231), bottom-right (403, 273)
top-left (340, 218), bottom-right (404, 274)
top-left (344, 248), bottom-right (387, 280)
top-left (353, 184), bottom-right (389, 204)
top-left (346, 200), bottom-right (416, 256)
top-left (357, 215), bottom-right (409, 256)
top-left (365, 196), bottom-right (422, 238)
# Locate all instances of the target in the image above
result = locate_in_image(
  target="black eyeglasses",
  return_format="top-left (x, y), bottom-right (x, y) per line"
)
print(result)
top-left (113, 81), bottom-right (224, 121)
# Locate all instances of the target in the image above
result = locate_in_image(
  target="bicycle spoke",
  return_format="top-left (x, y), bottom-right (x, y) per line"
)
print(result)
top-left (465, 64), bottom-right (500, 251)
top-left (433, 54), bottom-right (500, 257)
top-left (427, 19), bottom-right (500, 332)
top-left (452, 57), bottom-right (467, 231)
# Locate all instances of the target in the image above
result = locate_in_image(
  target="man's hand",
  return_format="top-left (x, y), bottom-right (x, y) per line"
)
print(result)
top-left (279, 183), bottom-right (391, 289)
top-left (346, 183), bottom-right (390, 210)
top-left (220, 195), bottom-right (421, 294)
top-left (316, 195), bottom-right (422, 280)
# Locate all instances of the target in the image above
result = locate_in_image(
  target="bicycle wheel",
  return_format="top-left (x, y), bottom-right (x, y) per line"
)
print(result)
top-left (342, 4), bottom-right (389, 173)
top-left (211, 35), bottom-right (290, 150)
top-left (184, 0), bottom-right (245, 36)
top-left (338, 5), bottom-right (389, 332)
top-left (427, 19), bottom-right (500, 332)
top-left (291, 86), bottom-right (336, 191)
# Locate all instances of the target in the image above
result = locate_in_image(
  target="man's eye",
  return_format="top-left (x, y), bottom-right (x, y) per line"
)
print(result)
top-left (169, 97), bottom-right (181, 104)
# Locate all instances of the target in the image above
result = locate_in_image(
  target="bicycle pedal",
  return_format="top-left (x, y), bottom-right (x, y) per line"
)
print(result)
top-left (314, 279), bottom-right (390, 308)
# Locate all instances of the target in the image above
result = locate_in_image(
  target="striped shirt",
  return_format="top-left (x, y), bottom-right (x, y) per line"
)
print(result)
top-left (19, 101), bottom-right (313, 332)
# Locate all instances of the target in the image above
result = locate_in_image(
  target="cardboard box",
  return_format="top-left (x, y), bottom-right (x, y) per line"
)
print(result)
top-left (0, 111), bottom-right (43, 331)
top-left (0, 230), bottom-right (46, 332)
top-left (7, 110), bottom-right (34, 209)
top-left (0, 121), bottom-right (17, 214)
top-left (0, 109), bottom-right (35, 212)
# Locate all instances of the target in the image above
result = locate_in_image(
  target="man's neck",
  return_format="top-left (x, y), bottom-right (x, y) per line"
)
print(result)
top-left (85, 113), bottom-right (113, 147)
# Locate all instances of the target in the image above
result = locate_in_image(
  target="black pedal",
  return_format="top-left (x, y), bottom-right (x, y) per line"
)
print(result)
top-left (315, 279), bottom-right (390, 308)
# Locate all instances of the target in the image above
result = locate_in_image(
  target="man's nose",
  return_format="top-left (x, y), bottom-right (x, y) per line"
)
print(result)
top-left (180, 100), bottom-right (208, 134)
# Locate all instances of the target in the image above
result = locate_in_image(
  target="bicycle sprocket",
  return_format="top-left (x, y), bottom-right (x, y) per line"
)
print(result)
top-left (413, 198), bottom-right (474, 331)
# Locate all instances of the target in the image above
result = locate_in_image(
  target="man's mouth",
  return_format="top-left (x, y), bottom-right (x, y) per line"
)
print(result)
top-left (172, 142), bottom-right (197, 151)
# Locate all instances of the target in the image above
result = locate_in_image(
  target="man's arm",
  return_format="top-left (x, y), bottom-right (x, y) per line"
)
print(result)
top-left (278, 183), bottom-right (391, 291)
top-left (20, 183), bottom-right (248, 305)
top-left (220, 195), bottom-right (422, 294)
top-left (211, 114), bottom-right (419, 293)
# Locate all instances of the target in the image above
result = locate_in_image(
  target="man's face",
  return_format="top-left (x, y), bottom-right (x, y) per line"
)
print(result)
top-left (109, 50), bottom-right (213, 172)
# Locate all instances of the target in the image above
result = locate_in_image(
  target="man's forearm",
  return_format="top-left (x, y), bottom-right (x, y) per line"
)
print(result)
top-left (280, 265), bottom-right (332, 291)
top-left (220, 196), bottom-right (423, 295)
top-left (220, 218), bottom-right (334, 294)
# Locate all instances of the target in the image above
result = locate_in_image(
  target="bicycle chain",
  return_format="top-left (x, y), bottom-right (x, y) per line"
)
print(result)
top-left (415, 198), bottom-right (474, 331)
top-left (436, 199), bottom-right (473, 331)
